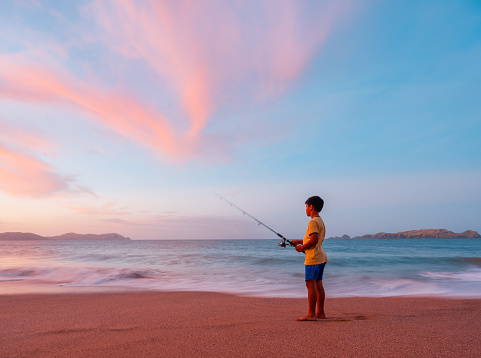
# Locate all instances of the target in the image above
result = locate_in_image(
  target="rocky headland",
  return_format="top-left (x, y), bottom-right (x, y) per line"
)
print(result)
top-left (328, 229), bottom-right (481, 240)
top-left (0, 232), bottom-right (131, 241)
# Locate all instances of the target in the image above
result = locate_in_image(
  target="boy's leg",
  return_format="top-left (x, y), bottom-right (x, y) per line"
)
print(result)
top-left (316, 280), bottom-right (326, 319)
top-left (296, 279), bottom-right (318, 321)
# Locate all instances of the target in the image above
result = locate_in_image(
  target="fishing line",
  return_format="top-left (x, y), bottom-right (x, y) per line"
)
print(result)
top-left (215, 193), bottom-right (297, 248)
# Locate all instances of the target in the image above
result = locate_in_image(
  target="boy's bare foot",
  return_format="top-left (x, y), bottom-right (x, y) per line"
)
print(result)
top-left (296, 315), bottom-right (317, 321)
top-left (316, 314), bottom-right (326, 319)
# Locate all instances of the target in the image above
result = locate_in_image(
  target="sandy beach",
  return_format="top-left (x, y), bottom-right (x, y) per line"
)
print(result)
top-left (0, 292), bottom-right (480, 357)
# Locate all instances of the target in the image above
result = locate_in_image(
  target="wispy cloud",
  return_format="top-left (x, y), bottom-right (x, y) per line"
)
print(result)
top-left (0, 119), bottom-right (57, 156)
top-left (0, 117), bottom-right (94, 198)
top-left (1, 0), bottom-right (348, 158)
top-left (85, 0), bottom-right (346, 133)
top-left (0, 0), bottom-right (349, 198)
top-left (0, 55), bottom-right (183, 157)
top-left (0, 143), bottom-right (74, 197)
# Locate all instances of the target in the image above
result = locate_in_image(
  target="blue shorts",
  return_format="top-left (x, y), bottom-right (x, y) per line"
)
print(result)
top-left (305, 263), bottom-right (326, 281)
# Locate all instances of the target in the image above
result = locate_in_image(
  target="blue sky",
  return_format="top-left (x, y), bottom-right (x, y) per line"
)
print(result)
top-left (0, 0), bottom-right (480, 239)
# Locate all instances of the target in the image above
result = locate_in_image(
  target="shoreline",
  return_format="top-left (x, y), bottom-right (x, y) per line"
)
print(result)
top-left (1, 291), bottom-right (480, 357)
top-left (2, 280), bottom-right (481, 299)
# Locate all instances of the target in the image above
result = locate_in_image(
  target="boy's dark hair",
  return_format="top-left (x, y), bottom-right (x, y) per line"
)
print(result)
top-left (305, 196), bottom-right (324, 212)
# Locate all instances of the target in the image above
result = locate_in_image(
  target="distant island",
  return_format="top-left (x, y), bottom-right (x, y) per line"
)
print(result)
top-left (328, 229), bottom-right (481, 240)
top-left (0, 232), bottom-right (131, 241)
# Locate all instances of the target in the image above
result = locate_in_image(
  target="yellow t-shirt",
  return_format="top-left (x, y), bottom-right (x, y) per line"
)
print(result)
top-left (303, 216), bottom-right (327, 265)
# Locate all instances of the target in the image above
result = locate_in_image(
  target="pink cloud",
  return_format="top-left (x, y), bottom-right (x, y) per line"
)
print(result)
top-left (0, 143), bottom-right (74, 197)
top-left (83, 0), bottom-right (349, 144)
top-left (0, 0), bottom-right (350, 173)
top-left (0, 120), bottom-right (94, 198)
top-left (0, 55), bottom-right (193, 159)
top-left (0, 120), bottom-right (57, 156)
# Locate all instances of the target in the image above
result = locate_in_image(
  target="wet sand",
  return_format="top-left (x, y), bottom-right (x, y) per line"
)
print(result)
top-left (1, 292), bottom-right (480, 357)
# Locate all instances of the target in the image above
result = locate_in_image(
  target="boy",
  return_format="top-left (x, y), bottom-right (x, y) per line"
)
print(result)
top-left (291, 196), bottom-right (327, 321)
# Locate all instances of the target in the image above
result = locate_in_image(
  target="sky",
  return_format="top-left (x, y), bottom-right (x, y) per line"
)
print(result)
top-left (0, 0), bottom-right (480, 240)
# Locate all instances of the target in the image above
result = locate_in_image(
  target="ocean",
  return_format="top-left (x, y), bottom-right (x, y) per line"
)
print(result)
top-left (1, 238), bottom-right (480, 298)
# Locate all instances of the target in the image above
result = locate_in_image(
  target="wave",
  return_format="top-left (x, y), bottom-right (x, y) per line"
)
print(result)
top-left (421, 268), bottom-right (481, 282)
top-left (0, 266), bottom-right (153, 285)
top-left (354, 279), bottom-right (445, 297)
top-left (325, 273), bottom-right (481, 298)
top-left (4, 263), bottom-right (481, 299)
top-left (453, 257), bottom-right (481, 267)
top-left (0, 264), bottom-right (305, 298)
top-left (1, 239), bottom-right (481, 298)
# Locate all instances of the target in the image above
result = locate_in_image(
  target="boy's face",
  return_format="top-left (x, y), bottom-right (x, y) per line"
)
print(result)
top-left (306, 204), bottom-right (314, 217)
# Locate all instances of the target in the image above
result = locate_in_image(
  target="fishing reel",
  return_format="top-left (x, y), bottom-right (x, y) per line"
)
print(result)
top-left (278, 237), bottom-right (295, 248)
top-left (279, 237), bottom-right (304, 253)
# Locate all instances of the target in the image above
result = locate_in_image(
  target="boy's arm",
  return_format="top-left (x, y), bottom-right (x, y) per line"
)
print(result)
top-left (290, 240), bottom-right (303, 245)
top-left (295, 233), bottom-right (319, 252)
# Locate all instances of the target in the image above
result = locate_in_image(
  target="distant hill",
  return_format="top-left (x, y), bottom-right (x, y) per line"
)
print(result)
top-left (0, 232), bottom-right (131, 241)
top-left (327, 229), bottom-right (481, 240)
top-left (49, 233), bottom-right (130, 240)
top-left (0, 232), bottom-right (45, 240)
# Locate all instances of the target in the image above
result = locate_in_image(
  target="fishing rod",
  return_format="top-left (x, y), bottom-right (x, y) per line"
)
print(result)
top-left (215, 193), bottom-right (297, 248)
